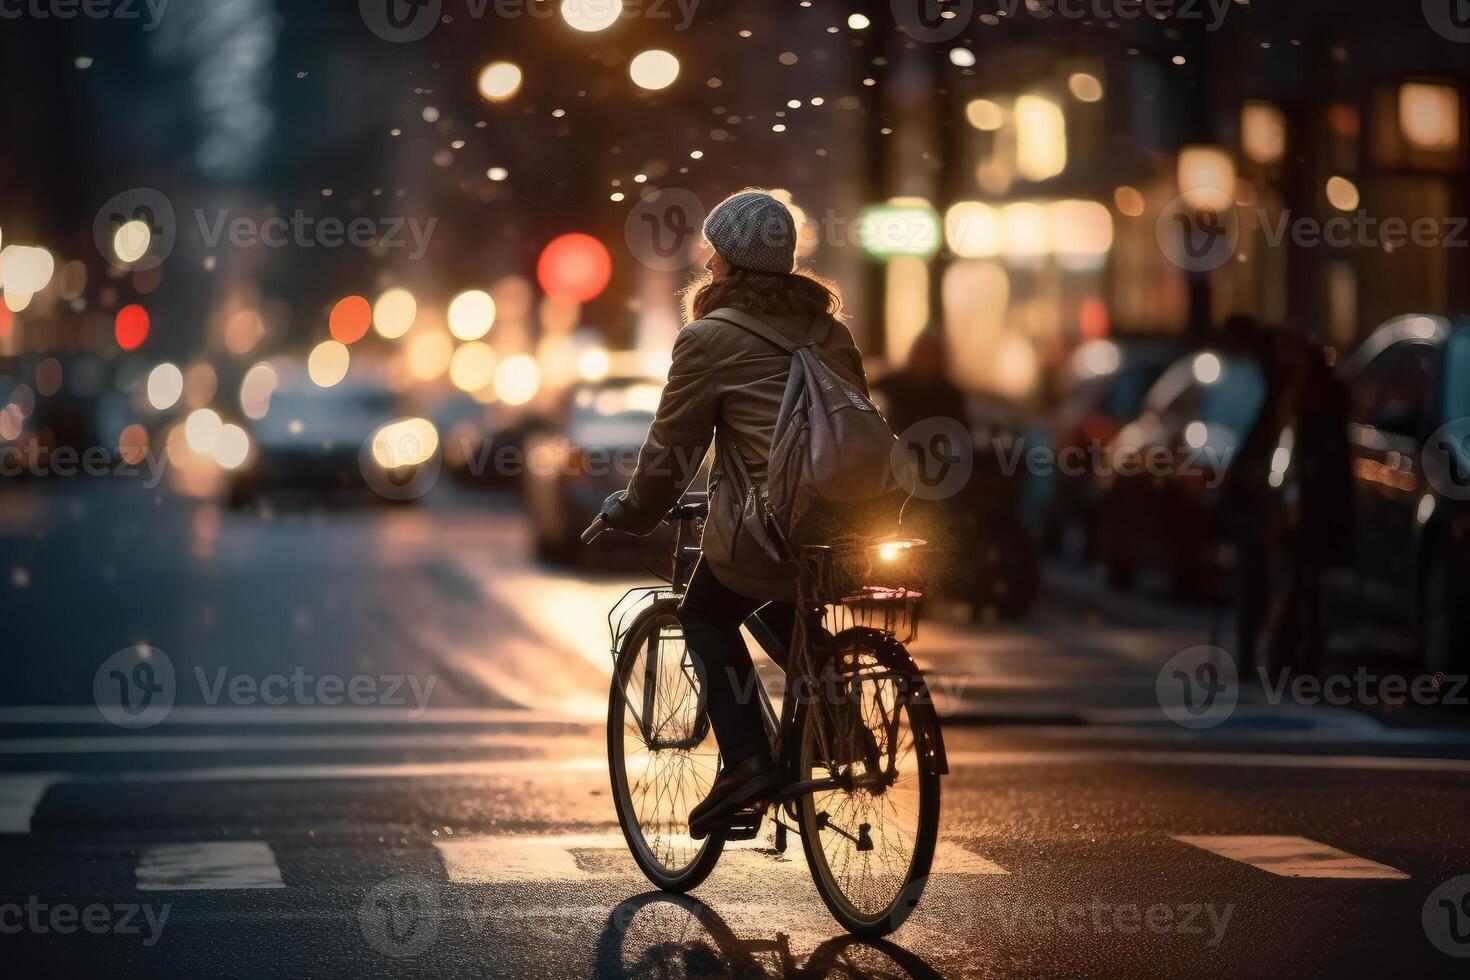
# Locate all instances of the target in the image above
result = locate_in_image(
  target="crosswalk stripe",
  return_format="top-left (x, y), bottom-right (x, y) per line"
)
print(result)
top-left (933, 840), bottom-right (1009, 875)
top-left (1172, 835), bottom-right (1410, 879)
top-left (0, 774), bottom-right (56, 833)
top-left (136, 842), bottom-right (287, 891)
top-left (433, 833), bottom-right (1008, 884)
top-left (436, 834), bottom-right (631, 883)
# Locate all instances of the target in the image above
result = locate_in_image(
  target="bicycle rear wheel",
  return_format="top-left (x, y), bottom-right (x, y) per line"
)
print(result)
top-left (794, 628), bottom-right (941, 936)
top-left (608, 598), bottom-right (724, 891)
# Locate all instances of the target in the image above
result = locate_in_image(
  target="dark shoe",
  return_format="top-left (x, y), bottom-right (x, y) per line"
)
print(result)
top-left (688, 754), bottom-right (782, 840)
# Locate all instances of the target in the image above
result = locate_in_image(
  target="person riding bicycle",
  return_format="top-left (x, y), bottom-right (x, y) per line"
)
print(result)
top-left (596, 189), bottom-right (872, 838)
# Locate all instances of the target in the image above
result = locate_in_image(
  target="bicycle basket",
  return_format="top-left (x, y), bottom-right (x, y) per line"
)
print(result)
top-left (800, 536), bottom-right (927, 644)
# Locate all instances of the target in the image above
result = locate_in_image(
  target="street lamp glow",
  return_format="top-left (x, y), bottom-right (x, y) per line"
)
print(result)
top-left (213, 423), bottom-right (251, 470)
top-left (184, 408), bottom-right (223, 454)
top-left (1015, 95), bottom-right (1067, 181)
top-left (1192, 352), bottom-right (1223, 386)
top-left (407, 329), bottom-right (453, 381)
top-left (113, 219), bottom-right (153, 264)
top-left (240, 362), bottom-right (278, 420)
top-left (495, 355), bottom-right (542, 406)
top-left (630, 50), bottom-right (680, 91)
top-left (847, 13), bottom-right (870, 29)
top-left (147, 362), bottom-right (184, 411)
top-left (949, 48), bottom-right (976, 68)
top-left (447, 289), bottom-right (496, 341)
top-left (308, 340), bottom-right (351, 388)
top-left (478, 61), bottom-right (523, 102)
top-left (1325, 176), bottom-right (1360, 212)
top-left (1068, 72), bottom-right (1104, 103)
top-left (0, 245), bottom-right (55, 295)
top-left (373, 288), bottom-right (417, 339)
top-left (965, 98), bottom-right (1003, 131)
top-left (560, 0), bottom-right (621, 32)
top-left (449, 341), bottom-right (497, 393)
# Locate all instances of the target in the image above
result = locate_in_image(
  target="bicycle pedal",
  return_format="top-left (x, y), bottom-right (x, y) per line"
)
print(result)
top-left (721, 809), bottom-right (764, 841)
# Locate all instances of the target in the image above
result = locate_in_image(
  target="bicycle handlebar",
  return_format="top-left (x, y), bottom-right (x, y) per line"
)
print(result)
top-left (581, 498), bottom-right (707, 547)
top-left (580, 514), bottom-right (607, 544)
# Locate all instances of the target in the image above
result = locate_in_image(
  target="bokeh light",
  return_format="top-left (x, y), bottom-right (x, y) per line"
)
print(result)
top-left (449, 341), bottom-right (497, 393)
top-left (1, 245), bottom-right (54, 294)
top-left (214, 423), bottom-right (251, 470)
top-left (560, 0), bottom-right (621, 32)
top-left (240, 362), bottom-right (278, 420)
top-left (113, 219), bottom-right (152, 264)
top-left (115, 304), bottom-right (150, 351)
top-left (185, 408), bottom-right (223, 453)
top-left (308, 340), bottom-right (351, 388)
top-left (329, 295), bottom-right (372, 344)
top-left (537, 233), bottom-right (612, 304)
top-left (478, 61), bottom-right (523, 102)
top-left (373, 288), bottom-right (417, 339)
top-left (407, 329), bottom-right (453, 381)
top-left (118, 424), bottom-right (149, 466)
top-left (495, 355), bottom-right (542, 406)
top-left (147, 362), bottom-right (184, 411)
top-left (630, 50), bottom-right (680, 91)
top-left (447, 289), bottom-right (496, 341)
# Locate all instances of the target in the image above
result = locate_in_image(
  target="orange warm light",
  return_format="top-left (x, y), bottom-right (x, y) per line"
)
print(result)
top-left (329, 295), bottom-right (372, 344)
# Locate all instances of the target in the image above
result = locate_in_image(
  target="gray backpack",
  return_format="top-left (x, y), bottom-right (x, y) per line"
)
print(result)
top-left (707, 308), bottom-right (908, 555)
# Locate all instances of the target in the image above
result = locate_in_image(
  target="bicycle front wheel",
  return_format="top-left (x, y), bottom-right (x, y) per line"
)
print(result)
top-left (608, 598), bottom-right (724, 891)
top-left (795, 628), bottom-right (941, 936)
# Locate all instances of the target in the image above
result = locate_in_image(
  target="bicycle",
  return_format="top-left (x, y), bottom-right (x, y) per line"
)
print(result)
top-left (582, 494), bottom-right (948, 936)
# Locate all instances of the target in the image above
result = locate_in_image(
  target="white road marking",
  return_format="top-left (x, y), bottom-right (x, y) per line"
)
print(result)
top-left (0, 705), bottom-right (586, 726)
top-left (946, 749), bottom-right (1470, 773)
top-left (136, 842), bottom-right (286, 891)
top-left (932, 840), bottom-right (1010, 875)
top-left (0, 732), bottom-right (594, 755)
top-left (0, 773), bottom-right (56, 833)
top-left (436, 834), bottom-right (630, 883)
top-left (1172, 835), bottom-right (1410, 879)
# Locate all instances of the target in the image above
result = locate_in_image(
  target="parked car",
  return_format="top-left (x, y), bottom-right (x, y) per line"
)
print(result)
top-left (1326, 314), bottom-right (1470, 670)
top-left (1094, 349), bottom-right (1266, 595)
top-left (1035, 338), bottom-right (1182, 558)
top-left (228, 377), bottom-right (437, 507)
top-left (522, 375), bottom-right (688, 564)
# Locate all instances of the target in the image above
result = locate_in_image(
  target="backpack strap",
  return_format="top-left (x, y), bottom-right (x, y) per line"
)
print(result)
top-left (707, 307), bottom-right (830, 353)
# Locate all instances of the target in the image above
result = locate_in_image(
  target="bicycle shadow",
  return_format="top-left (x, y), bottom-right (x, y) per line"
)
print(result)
top-left (592, 891), bottom-right (942, 979)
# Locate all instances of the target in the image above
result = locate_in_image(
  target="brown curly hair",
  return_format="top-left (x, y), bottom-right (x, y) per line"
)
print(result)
top-left (681, 267), bottom-right (844, 323)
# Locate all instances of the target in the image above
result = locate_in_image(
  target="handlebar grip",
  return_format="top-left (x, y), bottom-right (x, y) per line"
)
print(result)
top-left (581, 514), bottom-right (608, 545)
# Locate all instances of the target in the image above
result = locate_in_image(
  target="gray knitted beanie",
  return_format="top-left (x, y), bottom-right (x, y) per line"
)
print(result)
top-left (702, 190), bottom-right (798, 275)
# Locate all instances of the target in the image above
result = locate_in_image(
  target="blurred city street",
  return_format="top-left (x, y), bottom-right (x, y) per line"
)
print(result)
top-left (4, 483), bottom-right (1470, 976)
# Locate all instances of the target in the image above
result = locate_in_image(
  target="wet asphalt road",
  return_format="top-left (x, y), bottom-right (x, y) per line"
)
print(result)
top-left (3, 483), bottom-right (1470, 978)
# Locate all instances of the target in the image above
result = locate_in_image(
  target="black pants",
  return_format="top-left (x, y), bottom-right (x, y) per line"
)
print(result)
top-left (678, 561), bottom-right (796, 767)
